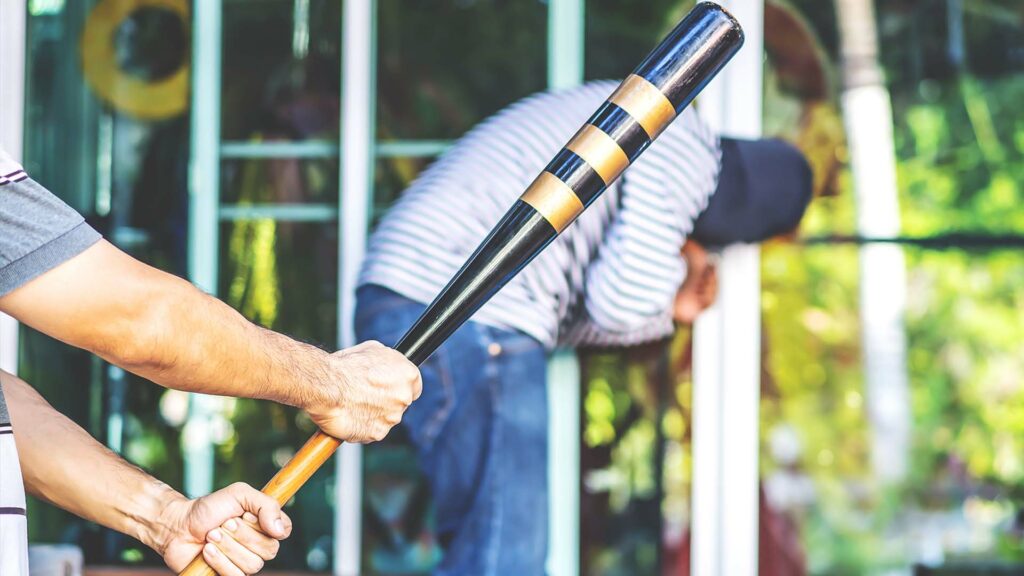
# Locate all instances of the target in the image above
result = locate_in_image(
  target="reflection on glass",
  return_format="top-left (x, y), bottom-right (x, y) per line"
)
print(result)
top-left (784, 0), bottom-right (1024, 237)
top-left (21, 2), bottom-right (191, 567)
top-left (362, 430), bottom-right (442, 574)
top-left (580, 334), bottom-right (693, 576)
top-left (585, 1), bottom-right (697, 82)
top-left (218, 221), bottom-right (338, 354)
top-left (222, 0), bottom-right (341, 142)
top-left (363, 154), bottom-right (442, 574)
top-left (762, 243), bottom-right (1024, 573)
top-left (221, 157), bottom-right (339, 205)
top-left (215, 221), bottom-right (338, 570)
top-left (80, 0), bottom-right (191, 121)
top-left (377, 0), bottom-right (546, 140)
top-left (372, 156), bottom-right (434, 225)
top-left (760, 0), bottom-right (1024, 571)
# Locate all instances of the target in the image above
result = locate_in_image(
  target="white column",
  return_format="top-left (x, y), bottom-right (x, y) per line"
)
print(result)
top-left (0, 0), bottom-right (26, 376)
top-left (547, 0), bottom-right (584, 90)
top-left (836, 0), bottom-right (910, 484)
top-left (843, 86), bottom-right (910, 483)
top-left (184, 0), bottom-right (223, 498)
top-left (690, 1), bottom-right (764, 575)
top-left (546, 0), bottom-right (584, 574)
top-left (547, 350), bottom-right (581, 576)
top-left (335, 1), bottom-right (376, 573)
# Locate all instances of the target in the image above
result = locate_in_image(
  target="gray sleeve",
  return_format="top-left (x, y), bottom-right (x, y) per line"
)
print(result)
top-left (0, 383), bottom-right (8, 424)
top-left (0, 176), bottom-right (102, 297)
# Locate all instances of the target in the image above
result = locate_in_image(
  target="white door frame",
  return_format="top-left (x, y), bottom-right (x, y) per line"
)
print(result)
top-left (333, 1), bottom-right (376, 573)
top-left (0, 0), bottom-right (27, 376)
top-left (691, 1), bottom-right (765, 575)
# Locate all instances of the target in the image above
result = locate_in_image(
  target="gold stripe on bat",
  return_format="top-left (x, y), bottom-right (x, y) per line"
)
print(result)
top-left (608, 74), bottom-right (676, 139)
top-left (519, 172), bottom-right (584, 233)
top-left (565, 124), bottom-right (630, 185)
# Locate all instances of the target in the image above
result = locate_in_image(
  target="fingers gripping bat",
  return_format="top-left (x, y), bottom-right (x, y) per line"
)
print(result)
top-left (180, 4), bottom-right (742, 574)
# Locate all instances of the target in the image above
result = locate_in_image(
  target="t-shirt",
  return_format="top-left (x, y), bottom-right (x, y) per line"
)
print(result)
top-left (1, 150), bottom-right (101, 297)
top-left (0, 146), bottom-right (100, 575)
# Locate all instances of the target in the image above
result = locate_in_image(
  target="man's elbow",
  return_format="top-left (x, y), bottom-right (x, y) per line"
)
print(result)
top-left (585, 299), bottom-right (662, 335)
top-left (90, 279), bottom-right (192, 375)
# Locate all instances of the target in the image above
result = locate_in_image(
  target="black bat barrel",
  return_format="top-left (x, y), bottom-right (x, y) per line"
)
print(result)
top-left (396, 2), bottom-right (743, 365)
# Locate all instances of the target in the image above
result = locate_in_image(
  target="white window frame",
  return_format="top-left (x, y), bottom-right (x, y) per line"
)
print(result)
top-left (333, 1), bottom-right (587, 573)
top-left (691, 1), bottom-right (765, 575)
top-left (0, 0), bottom-right (26, 376)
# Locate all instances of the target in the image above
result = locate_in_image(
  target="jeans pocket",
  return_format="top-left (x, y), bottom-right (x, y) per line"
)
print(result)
top-left (354, 292), bottom-right (424, 348)
top-left (403, 343), bottom-right (457, 453)
top-left (355, 288), bottom-right (456, 452)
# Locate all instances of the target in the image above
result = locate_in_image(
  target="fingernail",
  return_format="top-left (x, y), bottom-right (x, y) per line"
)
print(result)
top-left (207, 529), bottom-right (222, 543)
top-left (224, 519), bottom-right (238, 532)
top-left (242, 512), bottom-right (258, 524)
top-left (274, 519), bottom-right (285, 535)
top-left (204, 543), bottom-right (219, 557)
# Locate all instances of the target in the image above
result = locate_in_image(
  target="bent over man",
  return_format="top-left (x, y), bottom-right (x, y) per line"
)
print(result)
top-left (356, 81), bottom-right (813, 575)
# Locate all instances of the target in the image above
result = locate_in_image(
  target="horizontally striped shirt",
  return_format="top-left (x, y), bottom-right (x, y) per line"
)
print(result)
top-left (0, 379), bottom-right (29, 576)
top-left (360, 81), bottom-right (721, 349)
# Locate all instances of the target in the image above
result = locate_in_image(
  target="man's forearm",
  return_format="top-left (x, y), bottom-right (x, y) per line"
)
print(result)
top-left (129, 276), bottom-right (334, 410)
top-left (2, 372), bottom-right (188, 553)
top-left (0, 241), bottom-right (335, 411)
top-left (1, 240), bottom-right (421, 443)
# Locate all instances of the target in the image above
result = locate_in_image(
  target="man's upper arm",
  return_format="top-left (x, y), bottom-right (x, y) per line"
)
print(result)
top-left (0, 150), bottom-right (147, 355)
top-left (0, 150), bottom-right (102, 298)
top-left (580, 108), bottom-right (719, 334)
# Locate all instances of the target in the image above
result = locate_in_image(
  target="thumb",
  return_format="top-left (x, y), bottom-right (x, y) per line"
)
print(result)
top-left (226, 483), bottom-right (291, 539)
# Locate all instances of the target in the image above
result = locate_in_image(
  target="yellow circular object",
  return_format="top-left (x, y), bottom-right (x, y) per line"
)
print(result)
top-left (80, 0), bottom-right (190, 120)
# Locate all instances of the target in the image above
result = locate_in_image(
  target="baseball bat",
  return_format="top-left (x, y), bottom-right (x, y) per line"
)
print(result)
top-left (179, 3), bottom-right (741, 574)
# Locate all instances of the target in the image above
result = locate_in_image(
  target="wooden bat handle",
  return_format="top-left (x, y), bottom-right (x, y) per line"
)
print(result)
top-left (177, 432), bottom-right (341, 576)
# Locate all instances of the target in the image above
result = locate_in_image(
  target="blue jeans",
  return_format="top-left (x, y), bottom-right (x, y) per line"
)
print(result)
top-left (355, 285), bottom-right (550, 576)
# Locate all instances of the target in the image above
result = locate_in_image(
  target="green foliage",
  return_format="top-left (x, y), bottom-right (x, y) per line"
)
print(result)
top-left (895, 76), bottom-right (1024, 236)
top-left (904, 247), bottom-right (1024, 489)
top-left (763, 241), bottom-right (1024, 571)
top-left (761, 242), bottom-right (867, 482)
top-left (757, 2), bottom-right (1024, 572)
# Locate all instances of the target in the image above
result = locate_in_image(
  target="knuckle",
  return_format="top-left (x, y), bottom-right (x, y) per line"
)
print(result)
top-left (254, 489), bottom-right (276, 503)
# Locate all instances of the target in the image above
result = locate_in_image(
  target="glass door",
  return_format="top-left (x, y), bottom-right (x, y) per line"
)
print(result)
top-left (16, 1), bottom-right (765, 573)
